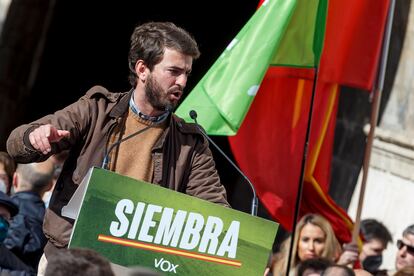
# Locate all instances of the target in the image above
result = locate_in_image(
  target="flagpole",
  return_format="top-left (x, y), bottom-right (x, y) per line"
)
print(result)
top-left (286, 68), bottom-right (319, 276)
top-left (351, 0), bottom-right (395, 244)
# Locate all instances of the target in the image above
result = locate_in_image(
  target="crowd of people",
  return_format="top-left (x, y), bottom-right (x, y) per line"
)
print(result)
top-left (0, 151), bottom-right (164, 276)
top-left (263, 214), bottom-right (414, 276)
top-left (0, 20), bottom-right (413, 276)
top-left (1, 155), bottom-right (413, 276)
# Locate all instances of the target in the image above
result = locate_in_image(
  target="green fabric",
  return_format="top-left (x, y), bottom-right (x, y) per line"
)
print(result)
top-left (313, 0), bottom-right (328, 64)
top-left (176, 0), bottom-right (327, 135)
top-left (271, 0), bottom-right (322, 67)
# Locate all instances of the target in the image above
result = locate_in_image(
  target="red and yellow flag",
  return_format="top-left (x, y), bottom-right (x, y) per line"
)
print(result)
top-left (177, 0), bottom-right (390, 244)
top-left (229, 0), bottom-right (390, 244)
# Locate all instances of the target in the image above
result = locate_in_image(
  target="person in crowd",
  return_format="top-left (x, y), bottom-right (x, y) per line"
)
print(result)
top-left (0, 151), bottom-right (16, 195)
top-left (42, 151), bottom-right (69, 207)
top-left (353, 269), bottom-right (374, 276)
top-left (322, 264), bottom-right (356, 276)
top-left (296, 257), bottom-right (333, 276)
top-left (395, 225), bottom-right (414, 271)
top-left (4, 161), bottom-right (54, 270)
top-left (264, 252), bottom-right (275, 276)
top-left (44, 248), bottom-right (114, 276)
top-left (7, 21), bottom-right (228, 267)
top-left (271, 214), bottom-right (342, 275)
top-left (359, 219), bottom-right (392, 274)
top-left (0, 191), bottom-right (34, 275)
top-left (394, 266), bottom-right (414, 276)
top-left (111, 264), bottom-right (162, 276)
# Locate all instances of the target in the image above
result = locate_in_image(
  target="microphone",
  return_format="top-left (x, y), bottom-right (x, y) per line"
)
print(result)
top-left (189, 110), bottom-right (259, 216)
top-left (101, 125), bottom-right (152, 169)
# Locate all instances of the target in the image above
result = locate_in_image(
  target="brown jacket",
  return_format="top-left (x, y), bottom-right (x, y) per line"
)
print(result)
top-left (7, 86), bottom-right (229, 251)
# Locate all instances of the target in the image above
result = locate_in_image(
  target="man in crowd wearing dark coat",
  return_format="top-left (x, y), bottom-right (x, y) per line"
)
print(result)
top-left (4, 161), bottom-right (54, 270)
top-left (359, 219), bottom-right (392, 274)
top-left (0, 191), bottom-right (35, 275)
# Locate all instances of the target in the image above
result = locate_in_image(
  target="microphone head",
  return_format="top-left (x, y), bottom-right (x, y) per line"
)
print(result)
top-left (189, 110), bottom-right (197, 120)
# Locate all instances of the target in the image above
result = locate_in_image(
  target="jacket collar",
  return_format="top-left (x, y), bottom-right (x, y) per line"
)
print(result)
top-left (13, 191), bottom-right (43, 202)
top-left (152, 114), bottom-right (204, 151)
top-left (110, 90), bottom-right (204, 150)
top-left (109, 89), bottom-right (133, 118)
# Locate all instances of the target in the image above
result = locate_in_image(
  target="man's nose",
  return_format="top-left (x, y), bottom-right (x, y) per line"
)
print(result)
top-left (176, 74), bottom-right (187, 88)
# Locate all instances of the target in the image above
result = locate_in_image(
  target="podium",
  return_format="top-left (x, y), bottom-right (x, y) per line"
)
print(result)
top-left (62, 167), bottom-right (278, 275)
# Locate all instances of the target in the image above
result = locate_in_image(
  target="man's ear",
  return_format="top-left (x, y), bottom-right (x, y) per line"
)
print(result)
top-left (135, 60), bottom-right (149, 82)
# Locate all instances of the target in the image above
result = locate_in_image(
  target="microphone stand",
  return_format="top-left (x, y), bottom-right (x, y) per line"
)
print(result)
top-left (189, 110), bottom-right (258, 216)
top-left (101, 125), bottom-right (152, 169)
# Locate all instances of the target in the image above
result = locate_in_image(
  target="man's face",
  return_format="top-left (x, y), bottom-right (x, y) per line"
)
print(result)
top-left (395, 234), bottom-right (414, 270)
top-left (145, 48), bottom-right (192, 112)
top-left (0, 163), bottom-right (10, 194)
top-left (360, 238), bottom-right (386, 261)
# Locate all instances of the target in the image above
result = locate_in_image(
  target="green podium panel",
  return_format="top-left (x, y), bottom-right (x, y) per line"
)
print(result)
top-left (66, 167), bottom-right (278, 275)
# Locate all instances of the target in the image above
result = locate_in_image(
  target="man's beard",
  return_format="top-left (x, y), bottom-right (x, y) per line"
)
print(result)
top-left (145, 74), bottom-right (177, 112)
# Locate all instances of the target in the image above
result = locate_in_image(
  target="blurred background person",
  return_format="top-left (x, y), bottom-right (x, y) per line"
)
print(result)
top-left (394, 266), bottom-right (414, 276)
top-left (111, 264), bottom-right (161, 276)
top-left (296, 257), bottom-right (333, 276)
top-left (44, 247), bottom-right (114, 276)
top-left (359, 219), bottom-right (392, 274)
top-left (271, 214), bottom-right (342, 275)
top-left (322, 264), bottom-right (356, 276)
top-left (0, 191), bottom-right (34, 275)
top-left (395, 225), bottom-right (414, 272)
top-left (42, 151), bottom-right (69, 208)
top-left (4, 161), bottom-right (54, 270)
top-left (0, 151), bottom-right (16, 195)
top-left (353, 269), bottom-right (373, 276)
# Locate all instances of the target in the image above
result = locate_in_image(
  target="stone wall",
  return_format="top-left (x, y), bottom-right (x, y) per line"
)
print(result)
top-left (348, 2), bottom-right (414, 270)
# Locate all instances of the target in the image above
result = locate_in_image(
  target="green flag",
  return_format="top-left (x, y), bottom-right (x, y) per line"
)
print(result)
top-left (175, 0), bottom-right (327, 135)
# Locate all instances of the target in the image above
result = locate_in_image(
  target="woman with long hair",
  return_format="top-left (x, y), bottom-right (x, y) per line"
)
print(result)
top-left (272, 214), bottom-right (342, 275)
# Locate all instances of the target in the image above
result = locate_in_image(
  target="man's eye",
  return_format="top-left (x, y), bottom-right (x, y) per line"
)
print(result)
top-left (168, 69), bottom-right (180, 76)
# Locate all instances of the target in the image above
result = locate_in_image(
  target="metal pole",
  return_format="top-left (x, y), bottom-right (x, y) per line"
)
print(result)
top-left (351, 0), bottom-right (395, 243)
top-left (285, 69), bottom-right (319, 276)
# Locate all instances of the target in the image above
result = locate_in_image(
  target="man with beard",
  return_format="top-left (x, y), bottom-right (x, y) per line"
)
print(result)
top-left (395, 225), bottom-right (414, 272)
top-left (6, 22), bottom-right (229, 263)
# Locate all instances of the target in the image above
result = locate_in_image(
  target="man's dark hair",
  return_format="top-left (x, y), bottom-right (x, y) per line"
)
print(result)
top-left (44, 248), bottom-right (114, 276)
top-left (128, 21), bottom-right (200, 87)
top-left (322, 264), bottom-right (355, 276)
top-left (403, 224), bottom-right (414, 237)
top-left (296, 257), bottom-right (334, 276)
top-left (361, 219), bottom-right (392, 245)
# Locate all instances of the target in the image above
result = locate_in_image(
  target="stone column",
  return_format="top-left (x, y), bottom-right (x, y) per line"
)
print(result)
top-left (381, 5), bottom-right (414, 138)
top-left (348, 3), bottom-right (414, 270)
